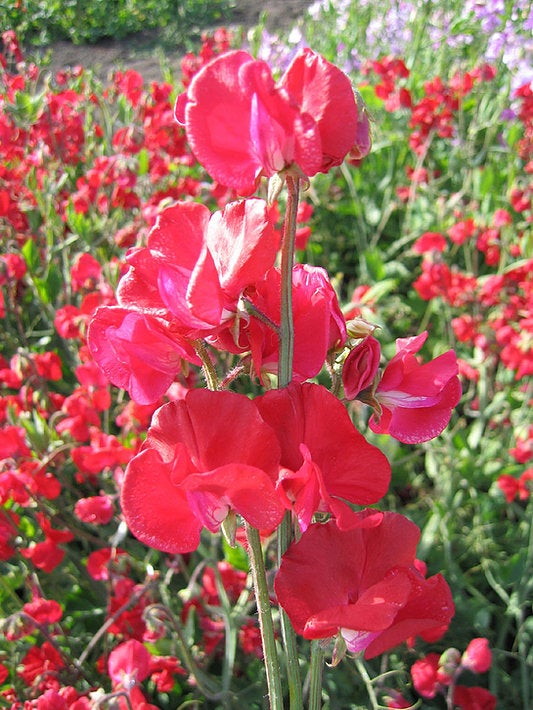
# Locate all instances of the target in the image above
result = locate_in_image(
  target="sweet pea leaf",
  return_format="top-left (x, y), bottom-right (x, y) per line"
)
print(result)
top-left (364, 249), bottom-right (386, 281)
top-left (138, 148), bottom-right (149, 176)
top-left (35, 264), bottom-right (62, 304)
top-left (21, 238), bottom-right (40, 274)
top-left (222, 536), bottom-right (249, 572)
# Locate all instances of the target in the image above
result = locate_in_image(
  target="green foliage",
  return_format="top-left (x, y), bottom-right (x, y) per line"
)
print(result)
top-left (0, 1), bottom-right (532, 707)
top-left (1, 0), bottom-right (233, 46)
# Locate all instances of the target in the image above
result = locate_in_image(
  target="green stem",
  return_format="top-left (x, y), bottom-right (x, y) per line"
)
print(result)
top-left (277, 174), bottom-right (305, 709)
top-left (193, 339), bottom-right (219, 391)
top-left (245, 523), bottom-right (284, 710)
top-left (354, 658), bottom-right (380, 710)
top-left (144, 604), bottom-right (221, 699)
top-left (278, 512), bottom-right (303, 710)
top-left (308, 641), bottom-right (325, 710)
top-left (278, 174), bottom-right (300, 388)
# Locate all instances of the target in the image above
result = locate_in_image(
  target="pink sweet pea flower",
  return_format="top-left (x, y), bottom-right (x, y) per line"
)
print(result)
top-left (87, 307), bottom-right (200, 404)
top-left (256, 382), bottom-right (390, 531)
top-left (88, 198), bottom-right (280, 403)
top-left (117, 198), bottom-right (279, 340)
top-left (175, 48), bottom-right (362, 192)
top-left (242, 263), bottom-right (346, 382)
top-left (342, 335), bottom-right (381, 399)
top-left (274, 513), bottom-right (454, 659)
top-left (120, 389), bottom-right (284, 553)
top-left (453, 685), bottom-right (497, 710)
top-left (461, 637), bottom-right (492, 673)
top-left (369, 331), bottom-right (462, 443)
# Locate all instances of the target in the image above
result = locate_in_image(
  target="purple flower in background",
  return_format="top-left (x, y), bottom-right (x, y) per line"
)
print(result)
top-left (254, 27), bottom-right (307, 73)
top-left (366, 3), bottom-right (413, 56)
top-left (465, 0), bottom-right (505, 32)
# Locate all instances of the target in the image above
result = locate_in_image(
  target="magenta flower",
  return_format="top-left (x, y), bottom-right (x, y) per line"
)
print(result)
top-left (274, 513), bottom-right (455, 659)
top-left (88, 198), bottom-right (280, 403)
top-left (342, 335), bottom-right (381, 399)
top-left (120, 389), bottom-right (284, 553)
top-left (175, 48), bottom-right (362, 192)
top-left (117, 198), bottom-right (279, 338)
top-left (243, 264), bottom-right (346, 382)
top-left (88, 308), bottom-right (200, 404)
top-left (370, 331), bottom-right (462, 443)
top-left (257, 382), bottom-right (390, 531)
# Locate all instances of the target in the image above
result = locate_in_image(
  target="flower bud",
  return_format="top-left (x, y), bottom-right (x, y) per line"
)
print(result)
top-left (461, 637), bottom-right (492, 673)
top-left (342, 335), bottom-right (381, 400)
top-left (348, 92), bottom-right (372, 163)
top-left (437, 647), bottom-right (461, 684)
top-left (345, 316), bottom-right (378, 339)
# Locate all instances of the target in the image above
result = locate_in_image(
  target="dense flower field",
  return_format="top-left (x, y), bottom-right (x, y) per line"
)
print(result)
top-left (0, 1), bottom-right (532, 708)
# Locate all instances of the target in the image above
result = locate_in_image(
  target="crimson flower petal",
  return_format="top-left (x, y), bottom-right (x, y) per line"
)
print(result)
top-left (177, 50), bottom-right (260, 192)
top-left (183, 463), bottom-right (285, 533)
top-left (121, 390), bottom-right (282, 552)
top-left (274, 514), bottom-right (454, 659)
top-left (206, 198), bottom-right (280, 298)
top-left (280, 47), bottom-right (358, 173)
top-left (257, 382), bottom-right (391, 521)
top-left (87, 307), bottom-right (200, 404)
top-left (121, 448), bottom-right (202, 553)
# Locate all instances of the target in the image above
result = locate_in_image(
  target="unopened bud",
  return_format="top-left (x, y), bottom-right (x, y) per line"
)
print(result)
top-left (438, 647), bottom-right (461, 684)
top-left (346, 317), bottom-right (378, 340)
top-left (461, 637), bottom-right (492, 673)
top-left (342, 335), bottom-right (381, 400)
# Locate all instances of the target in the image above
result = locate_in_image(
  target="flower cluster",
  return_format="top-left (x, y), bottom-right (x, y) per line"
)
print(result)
top-left (410, 638), bottom-right (495, 709)
top-left (4, 20), bottom-right (510, 708)
top-left (86, 46), bottom-right (460, 674)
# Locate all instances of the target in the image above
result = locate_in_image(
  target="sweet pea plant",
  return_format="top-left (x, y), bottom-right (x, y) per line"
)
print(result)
top-left (85, 44), bottom-right (461, 708)
top-left (1, 1), bottom-right (532, 708)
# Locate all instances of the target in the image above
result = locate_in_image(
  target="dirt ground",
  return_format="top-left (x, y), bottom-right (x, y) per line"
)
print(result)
top-left (41, 0), bottom-right (314, 83)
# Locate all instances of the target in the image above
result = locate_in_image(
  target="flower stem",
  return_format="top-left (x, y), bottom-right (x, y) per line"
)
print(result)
top-left (193, 339), bottom-right (219, 391)
top-left (245, 523), bottom-right (284, 710)
top-left (277, 174), bottom-right (305, 708)
top-left (308, 641), bottom-right (325, 710)
top-left (278, 174), bottom-right (300, 388)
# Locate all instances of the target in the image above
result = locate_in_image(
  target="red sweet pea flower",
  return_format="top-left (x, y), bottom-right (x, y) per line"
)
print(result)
top-left (23, 597), bottom-right (63, 626)
top-left (412, 231), bottom-right (447, 254)
top-left (74, 495), bottom-right (114, 525)
top-left (274, 514), bottom-right (454, 659)
top-left (342, 335), bottom-right (381, 399)
top-left (369, 331), bottom-right (462, 443)
top-left (88, 307), bottom-right (200, 404)
top-left (175, 48), bottom-right (361, 192)
top-left (108, 639), bottom-right (151, 688)
top-left (256, 382), bottom-right (390, 531)
top-left (453, 685), bottom-right (497, 710)
top-left (121, 389), bottom-right (284, 553)
top-left (461, 637), bottom-right (492, 673)
top-left (241, 264), bottom-right (346, 382)
top-left (411, 653), bottom-right (441, 698)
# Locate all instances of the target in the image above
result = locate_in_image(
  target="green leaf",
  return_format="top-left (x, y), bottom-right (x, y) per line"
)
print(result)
top-left (35, 263), bottom-right (62, 304)
top-left (222, 536), bottom-right (249, 572)
top-left (363, 249), bottom-right (386, 281)
top-left (21, 238), bottom-right (40, 274)
top-left (138, 148), bottom-right (150, 176)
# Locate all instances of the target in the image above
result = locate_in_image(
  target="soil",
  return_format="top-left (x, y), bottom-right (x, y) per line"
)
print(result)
top-left (38, 0), bottom-right (314, 84)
